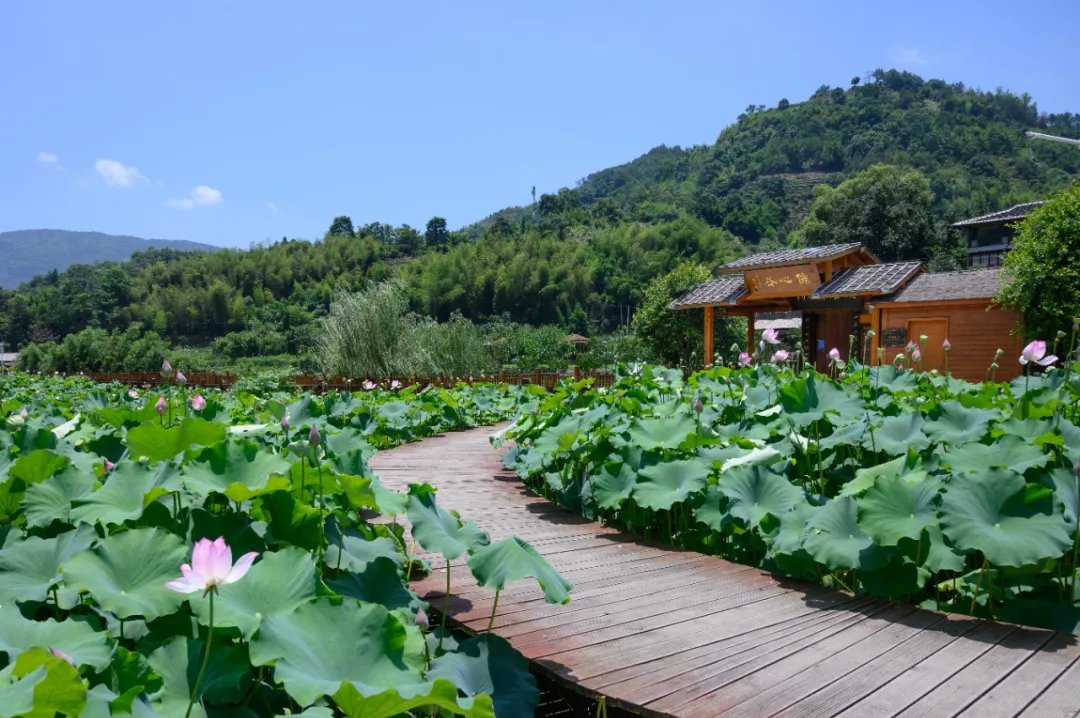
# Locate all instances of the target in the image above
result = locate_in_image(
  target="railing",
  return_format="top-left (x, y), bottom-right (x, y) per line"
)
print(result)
top-left (71, 368), bottom-right (618, 392)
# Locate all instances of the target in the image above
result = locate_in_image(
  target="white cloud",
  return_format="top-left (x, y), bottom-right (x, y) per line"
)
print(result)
top-left (37, 152), bottom-right (58, 164)
top-left (266, 201), bottom-right (279, 213)
top-left (892, 46), bottom-right (929, 66)
top-left (95, 158), bottom-right (148, 188)
top-left (167, 184), bottom-right (223, 210)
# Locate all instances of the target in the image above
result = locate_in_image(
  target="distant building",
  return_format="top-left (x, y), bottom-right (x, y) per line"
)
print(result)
top-left (951, 201), bottom-right (1043, 268)
top-left (0, 353), bottom-right (18, 367)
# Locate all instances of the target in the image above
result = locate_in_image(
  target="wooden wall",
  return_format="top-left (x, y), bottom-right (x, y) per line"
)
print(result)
top-left (869, 300), bottom-right (1022, 382)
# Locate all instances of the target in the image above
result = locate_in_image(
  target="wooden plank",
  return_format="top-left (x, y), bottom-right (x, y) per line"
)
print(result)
top-left (1018, 648), bottom-right (1080, 716)
top-left (960, 631), bottom-right (1080, 716)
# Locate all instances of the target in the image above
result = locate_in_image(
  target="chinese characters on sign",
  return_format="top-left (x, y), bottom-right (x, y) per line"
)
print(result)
top-left (743, 264), bottom-right (822, 299)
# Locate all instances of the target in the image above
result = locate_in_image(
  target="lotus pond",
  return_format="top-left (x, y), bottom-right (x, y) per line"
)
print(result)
top-left (505, 359), bottom-right (1080, 633)
top-left (0, 372), bottom-right (569, 718)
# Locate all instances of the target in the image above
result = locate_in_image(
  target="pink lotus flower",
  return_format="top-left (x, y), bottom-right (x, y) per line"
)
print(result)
top-left (738, 352), bottom-right (752, 366)
top-left (128, 389), bottom-right (139, 399)
top-left (280, 414), bottom-right (290, 430)
top-left (1019, 340), bottom-right (1058, 367)
top-left (912, 348), bottom-right (922, 362)
top-left (162, 359), bottom-right (172, 375)
top-left (103, 458), bottom-right (115, 473)
top-left (362, 380), bottom-right (376, 391)
top-left (309, 423), bottom-right (320, 447)
top-left (943, 338), bottom-right (951, 351)
top-left (771, 349), bottom-right (790, 363)
top-left (762, 328), bottom-right (780, 345)
top-left (155, 397), bottom-right (167, 415)
top-left (164, 537), bottom-right (258, 595)
top-left (828, 347), bottom-right (841, 362)
top-left (19, 407), bottom-right (28, 419)
top-left (190, 394), bottom-right (206, 411)
top-left (390, 379), bottom-right (403, 390)
top-left (49, 648), bottom-right (75, 666)
top-left (175, 371), bottom-right (187, 386)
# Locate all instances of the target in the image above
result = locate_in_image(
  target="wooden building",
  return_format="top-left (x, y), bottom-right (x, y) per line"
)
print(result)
top-left (951, 201), bottom-right (1043, 268)
top-left (671, 243), bottom-right (1022, 382)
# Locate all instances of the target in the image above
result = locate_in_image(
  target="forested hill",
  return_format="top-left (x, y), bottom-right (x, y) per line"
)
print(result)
top-left (466, 69), bottom-right (1080, 247)
top-left (2, 69), bottom-right (1078, 362)
top-left (0, 229), bottom-right (217, 288)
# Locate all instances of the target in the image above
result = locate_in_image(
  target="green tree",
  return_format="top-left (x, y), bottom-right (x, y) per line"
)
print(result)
top-left (998, 184), bottom-right (1080, 341)
top-left (396, 224), bottom-right (425, 256)
top-left (425, 217), bottom-right (450, 251)
top-left (328, 215), bottom-right (355, 237)
top-left (789, 164), bottom-right (942, 262)
top-left (633, 262), bottom-right (739, 368)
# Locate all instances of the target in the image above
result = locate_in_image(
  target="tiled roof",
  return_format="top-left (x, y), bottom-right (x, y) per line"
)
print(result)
top-left (813, 262), bottom-right (923, 298)
top-left (718, 243), bottom-right (878, 272)
top-left (885, 269), bottom-right (1003, 303)
top-left (950, 201), bottom-right (1043, 229)
top-left (669, 276), bottom-right (746, 309)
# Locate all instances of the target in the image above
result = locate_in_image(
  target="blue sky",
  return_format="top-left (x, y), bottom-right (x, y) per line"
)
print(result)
top-left (2, 1), bottom-right (1077, 248)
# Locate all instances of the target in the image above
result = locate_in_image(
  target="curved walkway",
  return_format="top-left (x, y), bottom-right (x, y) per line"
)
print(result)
top-left (371, 425), bottom-right (1080, 717)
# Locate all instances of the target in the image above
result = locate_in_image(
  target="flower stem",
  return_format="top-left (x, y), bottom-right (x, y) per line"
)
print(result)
top-left (487, 588), bottom-right (501, 632)
top-left (438, 559), bottom-right (451, 653)
top-left (186, 591), bottom-right (214, 718)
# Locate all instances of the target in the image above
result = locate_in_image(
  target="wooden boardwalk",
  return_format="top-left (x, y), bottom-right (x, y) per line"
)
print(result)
top-left (371, 426), bottom-right (1080, 717)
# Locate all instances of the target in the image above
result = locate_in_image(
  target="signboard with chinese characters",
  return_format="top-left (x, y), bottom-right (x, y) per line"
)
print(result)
top-left (743, 264), bottom-right (821, 299)
top-left (882, 327), bottom-right (907, 346)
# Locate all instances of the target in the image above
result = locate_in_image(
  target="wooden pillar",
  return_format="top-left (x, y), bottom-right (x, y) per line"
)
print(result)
top-left (703, 306), bottom-right (715, 366)
top-left (824, 260), bottom-right (833, 284)
top-left (747, 313), bottom-right (756, 354)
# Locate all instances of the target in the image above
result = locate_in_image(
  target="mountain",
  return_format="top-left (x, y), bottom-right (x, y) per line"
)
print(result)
top-left (0, 229), bottom-right (217, 288)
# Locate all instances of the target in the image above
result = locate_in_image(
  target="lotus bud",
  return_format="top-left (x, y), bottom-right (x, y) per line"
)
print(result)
top-left (876, 347), bottom-right (885, 359)
top-left (943, 338), bottom-right (951, 351)
top-left (693, 398), bottom-right (704, 413)
top-left (912, 348), bottom-right (922, 362)
top-left (155, 397), bottom-right (167, 415)
top-left (190, 394), bottom-right (206, 411)
top-left (175, 371), bottom-right (187, 386)
top-left (309, 423), bottom-right (321, 447)
top-left (390, 379), bottom-right (402, 390)
top-left (1057, 330), bottom-right (1067, 340)
top-left (828, 347), bottom-right (841, 362)
top-left (103, 458), bottom-right (115, 473)
top-left (161, 359), bottom-right (173, 375)
top-left (730, 343), bottom-right (740, 354)
top-left (280, 413), bottom-right (290, 430)
top-left (19, 407), bottom-right (28, 419)
top-left (1073, 457), bottom-right (1080, 477)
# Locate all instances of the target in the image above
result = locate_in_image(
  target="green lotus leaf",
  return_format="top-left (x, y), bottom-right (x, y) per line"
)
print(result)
top-left (284, 396), bottom-right (325, 427)
top-left (716, 464), bottom-right (804, 528)
top-left (0, 525), bottom-right (94, 605)
top-left (181, 439), bottom-right (291, 502)
top-left (70, 461), bottom-right (157, 526)
top-left (333, 677), bottom-right (494, 718)
top-left (779, 376), bottom-right (864, 427)
top-left (10, 647), bottom-right (87, 718)
top-left (856, 473), bottom-right (942, 545)
top-left (260, 490), bottom-right (323, 551)
top-left (865, 412), bottom-right (930, 455)
top-left (21, 468), bottom-right (95, 527)
top-left (147, 636), bottom-right (248, 716)
top-left (189, 547), bottom-right (319, 638)
top-left (249, 598), bottom-right (427, 708)
top-left (625, 416), bottom-right (696, 452)
top-left (633, 458), bottom-right (710, 511)
top-left (817, 419), bottom-right (869, 451)
top-left (923, 401), bottom-right (993, 445)
top-left (803, 497), bottom-right (890, 571)
top-left (839, 455), bottom-right (914, 497)
top-left (1047, 467), bottom-right (1079, 525)
top-left (325, 534), bottom-right (402, 574)
top-left (60, 528), bottom-right (188, 621)
top-left (995, 417), bottom-right (1055, 442)
top-left (8, 449), bottom-right (69, 486)
top-left (940, 469), bottom-right (1072, 567)
top-left (0, 663), bottom-right (39, 717)
top-left (590, 460), bottom-right (637, 510)
top-left (467, 537), bottom-right (571, 604)
top-left (917, 525), bottom-right (966, 574)
top-left (406, 493), bottom-right (489, 561)
top-left (429, 634), bottom-right (538, 718)
top-left (0, 605), bottom-right (111, 669)
top-left (939, 436), bottom-right (1050, 475)
top-left (693, 485), bottom-right (731, 532)
top-left (327, 556), bottom-right (423, 615)
top-left (124, 418), bottom-right (226, 463)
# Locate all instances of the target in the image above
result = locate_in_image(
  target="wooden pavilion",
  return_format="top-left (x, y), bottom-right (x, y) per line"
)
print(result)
top-left (671, 243), bottom-right (1022, 381)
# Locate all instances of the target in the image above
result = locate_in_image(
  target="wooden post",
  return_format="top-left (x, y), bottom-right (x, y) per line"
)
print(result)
top-left (824, 260), bottom-right (833, 284)
top-left (703, 306), bottom-right (715, 366)
top-left (747, 313), bottom-right (756, 354)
